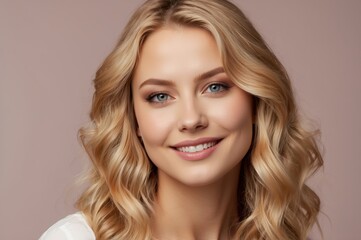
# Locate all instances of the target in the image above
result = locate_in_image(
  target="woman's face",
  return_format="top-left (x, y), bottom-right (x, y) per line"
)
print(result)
top-left (132, 26), bottom-right (253, 187)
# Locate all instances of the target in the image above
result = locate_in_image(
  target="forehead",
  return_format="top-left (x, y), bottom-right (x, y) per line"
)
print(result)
top-left (133, 26), bottom-right (223, 84)
top-left (141, 26), bottom-right (217, 55)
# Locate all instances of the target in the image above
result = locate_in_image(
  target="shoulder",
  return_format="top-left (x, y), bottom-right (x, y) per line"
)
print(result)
top-left (39, 212), bottom-right (95, 240)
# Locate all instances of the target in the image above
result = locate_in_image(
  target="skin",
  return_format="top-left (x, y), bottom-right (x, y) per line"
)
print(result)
top-left (132, 26), bottom-right (254, 240)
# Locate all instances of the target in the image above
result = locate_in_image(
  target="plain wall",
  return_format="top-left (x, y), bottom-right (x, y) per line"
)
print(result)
top-left (1, 1), bottom-right (360, 239)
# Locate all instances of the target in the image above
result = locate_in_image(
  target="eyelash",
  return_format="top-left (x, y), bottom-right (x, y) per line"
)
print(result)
top-left (146, 92), bottom-right (172, 104)
top-left (204, 83), bottom-right (230, 94)
top-left (145, 82), bottom-right (230, 104)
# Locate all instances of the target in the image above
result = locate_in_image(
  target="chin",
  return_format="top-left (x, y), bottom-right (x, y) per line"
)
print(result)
top-left (172, 166), bottom-right (239, 188)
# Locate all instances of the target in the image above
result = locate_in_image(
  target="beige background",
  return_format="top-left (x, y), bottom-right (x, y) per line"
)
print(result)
top-left (1, 1), bottom-right (360, 239)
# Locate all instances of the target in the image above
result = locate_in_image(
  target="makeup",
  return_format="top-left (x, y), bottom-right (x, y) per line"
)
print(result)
top-left (171, 137), bottom-right (222, 161)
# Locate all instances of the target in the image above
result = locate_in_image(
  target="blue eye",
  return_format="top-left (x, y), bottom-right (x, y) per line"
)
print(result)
top-left (206, 83), bottom-right (228, 93)
top-left (147, 93), bottom-right (170, 103)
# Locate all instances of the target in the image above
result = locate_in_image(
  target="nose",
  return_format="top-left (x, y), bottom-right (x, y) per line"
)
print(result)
top-left (178, 97), bottom-right (208, 132)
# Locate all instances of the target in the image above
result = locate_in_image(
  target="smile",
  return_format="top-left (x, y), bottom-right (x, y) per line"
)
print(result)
top-left (171, 137), bottom-right (222, 161)
top-left (176, 141), bottom-right (217, 153)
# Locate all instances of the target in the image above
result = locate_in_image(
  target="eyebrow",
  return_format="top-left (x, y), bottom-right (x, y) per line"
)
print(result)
top-left (138, 66), bottom-right (225, 89)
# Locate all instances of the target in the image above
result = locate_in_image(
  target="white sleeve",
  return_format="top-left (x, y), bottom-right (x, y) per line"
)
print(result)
top-left (39, 213), bottom-right (95, 240)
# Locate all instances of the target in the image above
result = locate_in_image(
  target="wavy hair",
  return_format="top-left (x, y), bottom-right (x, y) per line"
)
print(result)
top-left (76, 0), bottom-right (323, 239)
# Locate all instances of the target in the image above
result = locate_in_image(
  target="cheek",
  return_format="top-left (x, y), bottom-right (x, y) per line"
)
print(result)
top-left (208, 92), bottom-right (253, 131)
top-left (135, 106), bottom-right (175, 146)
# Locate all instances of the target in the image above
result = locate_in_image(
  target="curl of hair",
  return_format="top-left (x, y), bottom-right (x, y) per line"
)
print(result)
top-left (77, 0), bottom-right (323, 239)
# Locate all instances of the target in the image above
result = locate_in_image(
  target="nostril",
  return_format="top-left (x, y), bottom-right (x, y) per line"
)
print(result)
top-left (195, 122), bottom-right (206, 130)
top-left (177, 101), bottom-right (208, 132)
top-left (179, 115), bottom-right (208, 132)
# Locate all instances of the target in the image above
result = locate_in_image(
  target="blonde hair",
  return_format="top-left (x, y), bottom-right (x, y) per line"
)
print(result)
top-left (77, 0), bottom-right (323, 239)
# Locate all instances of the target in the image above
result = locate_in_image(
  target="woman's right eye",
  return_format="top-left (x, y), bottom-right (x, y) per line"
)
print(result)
top-left (147, 93), bottom-right (171, 103)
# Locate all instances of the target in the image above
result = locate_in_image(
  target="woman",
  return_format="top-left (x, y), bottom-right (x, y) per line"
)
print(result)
top-left (40, 0), bottom-right (323, 239)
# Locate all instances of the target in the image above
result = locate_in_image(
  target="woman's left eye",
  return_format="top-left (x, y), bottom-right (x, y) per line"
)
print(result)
top-left (205, 83), bottom-right (229, 93)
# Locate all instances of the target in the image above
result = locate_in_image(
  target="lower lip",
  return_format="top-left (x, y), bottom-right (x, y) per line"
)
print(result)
top-left (172, 142), bottom-right (219, 161)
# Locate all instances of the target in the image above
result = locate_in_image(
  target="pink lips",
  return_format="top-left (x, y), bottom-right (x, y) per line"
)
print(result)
top-left (171, 137), bottom-right (222, 161)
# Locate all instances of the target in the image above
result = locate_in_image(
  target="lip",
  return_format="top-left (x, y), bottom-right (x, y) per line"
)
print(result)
top-left (172, 137), bottom-right (222, 148)
top-left (171, 137), bottom-right (222, 161)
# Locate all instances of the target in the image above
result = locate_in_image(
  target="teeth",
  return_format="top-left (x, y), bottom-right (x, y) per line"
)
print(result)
top-left (177, 142), bottom-right (216, 153)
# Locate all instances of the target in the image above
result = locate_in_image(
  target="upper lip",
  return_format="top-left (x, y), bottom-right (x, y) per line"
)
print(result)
top-left (171, 137), bottom-right (222, 148)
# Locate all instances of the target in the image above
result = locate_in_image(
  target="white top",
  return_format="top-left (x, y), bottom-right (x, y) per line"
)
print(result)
top-left (39, 212), bottom-right (95, 240)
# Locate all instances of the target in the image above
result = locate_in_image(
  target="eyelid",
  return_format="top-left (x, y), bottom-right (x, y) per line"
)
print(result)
top-left (146, 91), bottom-right (173, 104)
top-left (146, 91), bottom-right (164, 100)
top-left (202, 81), bottom-right (231, 94)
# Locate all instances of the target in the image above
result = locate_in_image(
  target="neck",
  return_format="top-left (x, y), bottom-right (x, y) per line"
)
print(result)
top-left (151, 165), bottom-right (240, 240)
